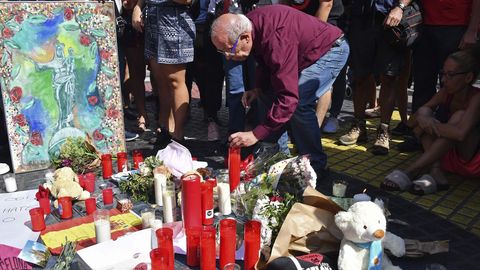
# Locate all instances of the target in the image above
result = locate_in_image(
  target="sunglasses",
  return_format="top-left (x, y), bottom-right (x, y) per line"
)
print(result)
top-left (439, 70), bottom-right (469, 79)
top-left (217, 35), bottom-right (240, 56)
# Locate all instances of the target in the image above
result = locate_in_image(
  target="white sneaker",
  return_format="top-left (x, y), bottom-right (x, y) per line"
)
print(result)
top-left (322, 117), bottom-right (339, 134)
top-left (207, 122), bottom-right (219, 141)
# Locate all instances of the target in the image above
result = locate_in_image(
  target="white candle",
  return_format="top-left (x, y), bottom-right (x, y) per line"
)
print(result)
top-left (154, 174), bottom-right (167, 206)
top-left (4, 175), bottom-right (17, 193)
top-left (163, 192), bottom-right (175, 223)
top-left (217, 182), bottom-right (232, 215)
top-left (353, 193), bottom-right (371, 204)
top-left (141, 210), bottom-right (155, 229)
top-left (150, 219), bottom-right (163, 249)
top-left (94, 219), bottom-right (111, 243)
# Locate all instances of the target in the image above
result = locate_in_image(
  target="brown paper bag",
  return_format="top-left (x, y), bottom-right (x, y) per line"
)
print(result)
top-left (265, 187), bottom-right (344, 266)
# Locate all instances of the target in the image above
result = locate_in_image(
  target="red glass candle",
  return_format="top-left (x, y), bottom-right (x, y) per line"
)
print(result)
top-left (85, 197), bottom-right (97, 215)
top-left (117, 152), bottom-right (128, 172)
top-left (83, 177), bottom-right (95, 193)
top-left (102, 188), bottom-right (113, 205)
top-left (156, 228), bottom-right (174, 270)
top-left (201, 182), bottom-right (214, 226)
top-left (101, 154), bottom-right (113, 179)
top-left (38, 197), bottom-right (51, 215)
top-left (29, 207), bottom-right (46, 232)
top-left (244, 220), bottom-right (261, 270)
top-left (220, 219), bottom-right (237, 269)
top-left (186, 227), bottom-right (201, 267)
top-left (181, 173), bottom-right (202, 230)
top-left (150, 247), bottom-right (170, 270)
top-left (200, 226), bottom-right (216, 270)
top-left (132, 150), bottom-right (144, 170)
top-left (228, 147), bottom-right (241, 192)
top-left (58, 196), bottom-right (73, 219)
top-left (78, 174), bottom-right (87, 188)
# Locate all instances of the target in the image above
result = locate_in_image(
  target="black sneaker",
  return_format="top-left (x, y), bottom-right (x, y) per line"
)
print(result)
top-left (397, 136), bottom-right (422, 152)
top-left (391, 122), bottom-right (411, 136)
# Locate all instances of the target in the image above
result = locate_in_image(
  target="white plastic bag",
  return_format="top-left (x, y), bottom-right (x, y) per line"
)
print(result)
top-left (156, 141), bottom-right (194, 178)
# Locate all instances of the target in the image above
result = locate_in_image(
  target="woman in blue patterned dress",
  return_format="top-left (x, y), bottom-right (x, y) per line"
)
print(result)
top-left (132, 0), bottom-right (195, 143)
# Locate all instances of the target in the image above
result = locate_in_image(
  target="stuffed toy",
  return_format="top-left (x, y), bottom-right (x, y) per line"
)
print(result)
top-left (44, 167), bottom-right (90, 202)
top-left (334, 201), bottom-right (405, 270)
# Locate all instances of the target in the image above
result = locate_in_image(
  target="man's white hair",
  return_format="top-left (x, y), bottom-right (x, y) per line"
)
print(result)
top-left (211, 14), bottom-right (252, 43)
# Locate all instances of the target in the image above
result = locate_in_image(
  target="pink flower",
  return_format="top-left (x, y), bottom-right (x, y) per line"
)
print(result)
top-left (9, 86), bottom-right (22, 103)
top-left (100, 50), bottom-right (111, 60)
top-left (64, 8), bottom-right (73, 20)
top-left (2, 27), bottom-right (12, 39)
top-left (106, 107), bottom-right (119, 119)
top-left (30, 131), bottom-right (43, 146)
top-left (88, 95), bottom-right (98, 106)
top-left (13, 114), bottom-right (27, 126)
top-left (93, 129), bottom-right (104, 141)
top-left (270, 195), bottom-right (283, 202)
top-left (80, 34), bottom-right (91, 46)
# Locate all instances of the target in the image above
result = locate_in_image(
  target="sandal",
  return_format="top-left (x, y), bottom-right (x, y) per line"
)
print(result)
top-left (135, 116), bottom-right (149, 133)
top-left (409, 174), bottom-right (450, 195)
top-left (403, 239), bottom-right (449, 258)
top-left (381, 170), bottom-right (412, 191)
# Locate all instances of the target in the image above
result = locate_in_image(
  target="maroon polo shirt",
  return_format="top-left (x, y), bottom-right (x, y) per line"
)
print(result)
top-left (246, 5), bottom-right (342, 140)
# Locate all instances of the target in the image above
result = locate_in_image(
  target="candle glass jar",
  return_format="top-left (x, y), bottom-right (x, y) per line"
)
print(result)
top-left (101, 154), bottom-right (113, 179)
top-left (220, 219), bottom-right (237, 269)
top-left (132, 150), bottom-right (144, 170)
top-left (141, 207), bottom-right (156, 229)
top-left (150, 247), bottom-right (170, 270)
top-left (85, 197), bottom-right (97, 215)
top-left (38, 197), bottom-right (51, 215)
top-left (228, 147), bottom-right (241, 192)
top-left (58, 196), bottom-right (73, 219)
top-left (102, 188), bottom-right (114, 205)
top-left (94, 209), bottom-right (111, 243)
top-left (332, 179), bottom-right (348, 198)
top-left (244, 220), bottom-right (261, 270)
top-left (29, 207), bottom-right (46, 232)
top-left (156, 228), bottom-right (174, 269)
top-left (117, 152), bottom-right (128, 172)
top-left (223, 263), bottom-right (241, 270)
top-left (200, 226), bottom-right (217, 270)
top-left (162, 181), bottom-right (176, 223)
top-left (186, 227), bottom-right (201, 267)
top-left (3, 173), bottom-right (17, 193)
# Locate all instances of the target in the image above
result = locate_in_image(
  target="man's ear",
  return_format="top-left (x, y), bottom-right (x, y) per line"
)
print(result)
top-left (465, 72), bottom-right (475, 84)
top-left (240, 32), bottom-right (251, 43)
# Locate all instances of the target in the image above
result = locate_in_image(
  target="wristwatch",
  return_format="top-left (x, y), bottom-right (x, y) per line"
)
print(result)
top-left (397, 2), bottom-right (406, 10)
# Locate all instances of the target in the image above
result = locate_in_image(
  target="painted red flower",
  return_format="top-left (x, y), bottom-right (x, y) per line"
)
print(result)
top-left (64, 8), bottom-right (73, 20)
top-left (80, 34), bottom-right (91, 46)
top-left (100, 50), bottom-right (111, 60)
top-left (30, 131), bottom-right (43, 146)
top-left (2, 27), bottom-right (12, 39)
top-left (13, 114), bottom-right (27, 126)
top-left (15, 15), bottom-right (23, 23)
top-left (88, 95), bottom-right (98, 106)
top-left (106, 107), bottom-right (119, 119)
top-left (93, 129), bottom-right (104, 141)
top-left (9, 86), bottom-right (22, 103)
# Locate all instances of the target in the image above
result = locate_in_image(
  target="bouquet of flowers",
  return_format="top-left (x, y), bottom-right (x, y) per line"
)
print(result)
top-left (51, 136), bottom-right (100, 174)
top-left (119, 156), bottom-right (165, 202)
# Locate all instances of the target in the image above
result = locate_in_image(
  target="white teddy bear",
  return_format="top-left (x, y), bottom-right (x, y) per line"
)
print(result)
top-left (334, 201), bottom-right (405, 270)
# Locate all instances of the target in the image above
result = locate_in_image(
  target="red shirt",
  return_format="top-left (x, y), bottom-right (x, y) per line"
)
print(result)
top-left (421, 0), bottom-right (472, 26)
top-left (247, 5), bottom-right (342, 140)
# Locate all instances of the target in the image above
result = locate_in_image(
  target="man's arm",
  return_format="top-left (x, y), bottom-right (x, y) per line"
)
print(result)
top-left (460, 0), bottom-right (480, 49)
top-left (385, 0), bottom-right (413, 27)
top-left (315, 0), bottom-right (333, 22)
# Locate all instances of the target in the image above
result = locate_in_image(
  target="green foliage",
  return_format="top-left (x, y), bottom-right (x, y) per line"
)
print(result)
top-left (260, 192), bottom-right (297, 241)
top-left (52, 239), bottom-right (76, 270)
top-left (51, 137), bottom-right (98, 174)
top-left (118, 156), bottom-right (163, 202)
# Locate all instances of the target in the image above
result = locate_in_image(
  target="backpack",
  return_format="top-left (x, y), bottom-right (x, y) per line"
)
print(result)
top-left (385, 1), bottom-right (423, 47)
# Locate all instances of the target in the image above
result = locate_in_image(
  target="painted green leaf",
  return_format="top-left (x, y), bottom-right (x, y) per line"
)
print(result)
top-left (1, 51), bottom-right (9, 66)
top-left (89, 42), bottom-right (98, 59)
top-left (100, 128), bottom-right (113, 137)
top-left (91, 28), bottom-right (106, 38)
top-left (95, 140), bottom-right (106, 149)
top-left (22, 97), bottom-right (35, 110)
top-left (104, 85), bottom-right (113, 100)
top-left (15, 126), bottom-right (27, 137)
top-left (87, 83), bottom-right (96, 95)
top-left (101, 66), bottom-right (115, 78)
top-left (4, 40), bottom-right (20, 49)
top-left (78, 13), bottom-right (93, 22)
top-left (63, 24), bottom-right (80, 31)
top-left (6, 21), bottom-right (20, 32)
top-left (11, 65), bottom-right (20, 79)
top-left (27, 14), bottom-right (48, 24)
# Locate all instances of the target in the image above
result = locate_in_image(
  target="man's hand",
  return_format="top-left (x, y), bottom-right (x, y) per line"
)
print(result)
top-left (132, 5), bottom-right (144, 33)
top-left (229, 131), bottom-right (258, 148)
top-left (241, 88), bottom-right (260, 109)
top-left (459, 29), bottom-right (478, 49)
top-left (417, 115), bottom-right (439, 136)
top-left (385, 7), bottom-right (403, 27)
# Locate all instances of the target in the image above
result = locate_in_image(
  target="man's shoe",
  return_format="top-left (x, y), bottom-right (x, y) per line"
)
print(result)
top-left (322, 117), bottom-right (339, 134)
top-left (339, 120), bottom-right (368, 145)
top-left (391, 121), bottom-right (411, 136)
top-left (372, 123), bottom-right (390, 155)
top-left (125, 130), bottom-right (139, 142)
top-left (397, 136), bottom-right (422, 152)
top-left (207, 121), bottom-right (220, 141)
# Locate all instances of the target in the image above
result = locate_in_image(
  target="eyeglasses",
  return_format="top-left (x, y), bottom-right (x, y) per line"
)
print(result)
top-left (439, 70), bottom-right (469, 79)
top-left (217, 36), bottom-right (240, 56)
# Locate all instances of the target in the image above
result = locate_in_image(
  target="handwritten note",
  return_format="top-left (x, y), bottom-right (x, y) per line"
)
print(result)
top-left (0, 190), bottom-right (40, 249)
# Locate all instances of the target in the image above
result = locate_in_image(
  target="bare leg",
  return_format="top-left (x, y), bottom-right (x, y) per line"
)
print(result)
top-left (316, 90), bottom-right (332, 127)
top-left (149, 60), bottom-right (172, 134)
top-left (379, 75), bottom-right (398, 125)
top-left (125, 46), bottom-right (147, 130)
top-left (395, 52), bottom-right (411, 124)
top-left (353, 75), bottom-right (376, 119)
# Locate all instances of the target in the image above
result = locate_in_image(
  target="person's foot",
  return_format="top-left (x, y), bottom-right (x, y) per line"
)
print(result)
top-left (125, 130), bottom-right (139, 142)
top-left (135, 116), bottom-right (150, 133)
top-left (372, 123), bottom-right (390, 155)
top-left (365, 106), bottom-right (381, 118)
top-left (339, 119), bottom-right (367, 145)
top-left (154, 128), bottom-right (172, 149)
top-left (391, 121), bottom-right (411, 136)
top-left (322, 117), bottom-right (339, 134)
top-left (397, 136), bottom-right (422, 152)
top-left (207, 120), bottom-right (220, 141)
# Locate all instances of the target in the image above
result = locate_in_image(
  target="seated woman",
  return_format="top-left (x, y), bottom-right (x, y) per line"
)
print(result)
top-left (381, 46), bottom-right (480, 195)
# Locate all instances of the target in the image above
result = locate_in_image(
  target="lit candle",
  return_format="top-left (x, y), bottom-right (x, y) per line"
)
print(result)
top-left (217, 182), bottom-right (232, 215)
top-left (3, 174), bottom-right (17, 193)
top-left (353, 189), bottom-right (371, 204)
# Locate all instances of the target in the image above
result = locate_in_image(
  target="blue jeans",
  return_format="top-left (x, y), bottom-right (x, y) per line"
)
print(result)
top-left (261, 39), bottom-right (349, 172)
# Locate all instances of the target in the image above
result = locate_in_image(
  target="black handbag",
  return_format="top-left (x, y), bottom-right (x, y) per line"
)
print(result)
top-left (386, 1), bottom-right (422, 47)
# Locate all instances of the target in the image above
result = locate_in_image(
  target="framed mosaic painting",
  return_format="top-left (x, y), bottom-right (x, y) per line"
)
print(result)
top-left (0, 1), bottom-right (125, 173)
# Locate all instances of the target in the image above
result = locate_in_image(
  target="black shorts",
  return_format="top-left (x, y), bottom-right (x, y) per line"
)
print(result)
top-left (349, 15), bottom-right (409, 77)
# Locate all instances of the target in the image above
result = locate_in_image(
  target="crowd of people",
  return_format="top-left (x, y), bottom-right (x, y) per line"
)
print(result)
top-left (0, 0), bottom-right (479, 195)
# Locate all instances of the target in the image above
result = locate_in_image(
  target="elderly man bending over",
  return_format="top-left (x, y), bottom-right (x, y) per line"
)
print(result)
top-left (211, 5), bottom-right (348, 178)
